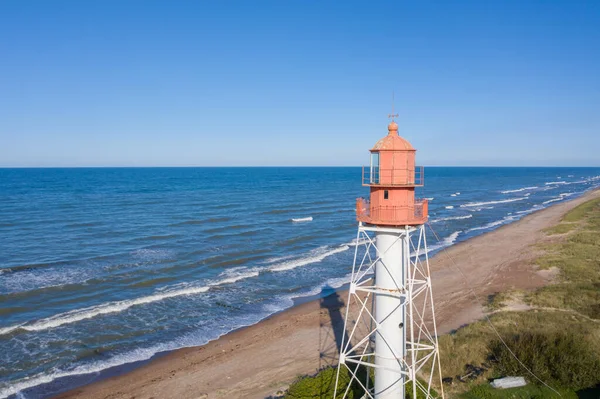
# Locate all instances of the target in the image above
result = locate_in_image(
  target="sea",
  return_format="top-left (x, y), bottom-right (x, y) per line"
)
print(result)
top-left (1, 167), bottom-right (600, 398)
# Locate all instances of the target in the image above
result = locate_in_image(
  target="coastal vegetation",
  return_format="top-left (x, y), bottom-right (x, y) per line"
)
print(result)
top-left (284, 197), bottom-right (600, 398)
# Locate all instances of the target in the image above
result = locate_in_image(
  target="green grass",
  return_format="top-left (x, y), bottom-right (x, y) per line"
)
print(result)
top-left (528, 197), bottom-right (600, 317)
top-left (284, 367), bottom-right (437, 399)
top-left (284, 367), bottom-right (353, 399)
top-left (562, 198), bottom-right (600, 222)
top-left (543, 222), bottom-right (576, 235)
top-left (459, 383), bottom-right (578, 399)
top-left (490, 330), bottom-right (600, 391)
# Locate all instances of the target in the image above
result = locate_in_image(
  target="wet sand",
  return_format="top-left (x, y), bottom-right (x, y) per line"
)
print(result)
top-left (55, 189), bottom-right (600, 399)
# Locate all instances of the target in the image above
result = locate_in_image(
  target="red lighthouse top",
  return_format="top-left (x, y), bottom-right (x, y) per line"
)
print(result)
top-left (371, 122), bottom-right (415, 151)
top-left (356, 118), bottom-right (428, 226)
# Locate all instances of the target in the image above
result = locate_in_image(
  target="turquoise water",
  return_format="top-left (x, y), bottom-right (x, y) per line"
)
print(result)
top-left (1, 167), bottom-right (600, 398)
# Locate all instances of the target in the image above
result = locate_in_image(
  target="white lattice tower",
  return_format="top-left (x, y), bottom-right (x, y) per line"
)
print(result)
top-left (334, 223), bottom-right (444, 399)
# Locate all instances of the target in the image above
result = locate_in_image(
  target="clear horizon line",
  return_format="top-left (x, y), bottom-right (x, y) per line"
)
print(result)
top-left (1, 165), bottom-right (600, 169)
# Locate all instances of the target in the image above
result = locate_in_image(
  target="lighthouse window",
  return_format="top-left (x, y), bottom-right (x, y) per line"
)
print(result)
top-left (370, 153), bottom-right (380, 183)
top-left (384, 190), bottom-right (389, 200)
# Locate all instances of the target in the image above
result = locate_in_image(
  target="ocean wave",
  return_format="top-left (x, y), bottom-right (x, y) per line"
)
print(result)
top-left (545, 181), bottom-right (568, 185)
top-left (430, 214), bottom-right (473, 223)
top-left (0, 266), bottom-right (268, 337)
top-left (0, 285), bottom-right (211, 336)
top-left (425, 231), bottom-right (461, 254)
top-left (269, 245), bottom-right (349, 272)
top-left (131, 248), bottom-right (174, 261)
top-left (445, 206), bottom-right (454, 209)
top-left (472, 206), bottom-right (495, 211)
top-left (0, 297), bottom-right (290, 399)
top-left (515, 206), bottom-right (538, 215)
top-left (291, 216), bottom-right (313, 223)
top-left (213, 267), bottom-right (261, 285)
top-left (263, 254), bottom-right (295, 264)
top-left (347, 238), bottom-right (370, 247)
top-left (466, 216), bottom-right (515, 233)
top-left (460, 197), bottom-right (527, 208)
top-left (297, 273), bottom-right (356, 298)
top-left (500, 186), bottom-right (538, 194)
top-left (424, 197), bottom-right (434, 201)
top-left (542, 192), bottom-right (574, 205)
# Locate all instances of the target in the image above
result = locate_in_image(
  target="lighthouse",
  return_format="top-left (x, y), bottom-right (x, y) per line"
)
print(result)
top-left (334, 116), bottom-right (443, 398)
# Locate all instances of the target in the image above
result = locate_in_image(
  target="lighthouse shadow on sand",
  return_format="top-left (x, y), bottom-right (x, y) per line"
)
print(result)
top-left (290, 284), bottom-right (371, 398)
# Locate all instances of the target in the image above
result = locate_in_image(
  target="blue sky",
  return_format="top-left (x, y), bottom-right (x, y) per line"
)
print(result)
top-left (1, 0), bottom-right (599, 167)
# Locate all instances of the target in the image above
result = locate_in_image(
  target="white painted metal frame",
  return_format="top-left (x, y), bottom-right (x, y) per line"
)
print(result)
top-left (334, 223), bottom-right (444, 399)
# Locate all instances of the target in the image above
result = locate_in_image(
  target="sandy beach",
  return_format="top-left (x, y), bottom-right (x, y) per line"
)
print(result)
top-left (54, 188), bottom-right (600, 399)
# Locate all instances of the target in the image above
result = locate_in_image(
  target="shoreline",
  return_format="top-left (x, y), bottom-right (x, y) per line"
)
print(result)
top-left (22, 188), bottom-right (600, 399)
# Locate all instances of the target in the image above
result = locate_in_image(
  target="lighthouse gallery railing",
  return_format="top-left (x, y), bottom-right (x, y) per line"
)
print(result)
top-left (362, 165), bottom-right (424, 186)
top-left (355, 198), bottom-right (429, 225)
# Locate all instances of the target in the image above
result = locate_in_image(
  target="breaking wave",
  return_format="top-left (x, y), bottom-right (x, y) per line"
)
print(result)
top-left (0, 267), bottom-right (263, 337)
top-left (430, 214), bottom-right (473, 223)
top-left (461, 197), bottom-right (527, 207)
top-left (269, 245), bottom-right (350, 272)
top-left (425, 231), bottom-right (462, 254)
top-left (466, 216), bottom-right (515, 233)
top-left (542, 192), bottom-right (574, 205)
top-left (545, 181), bottom-right (568, 185)
top-left (501, 186), bottom-right (538, 194)
top-left (291, 216), bottom-right (313, 223)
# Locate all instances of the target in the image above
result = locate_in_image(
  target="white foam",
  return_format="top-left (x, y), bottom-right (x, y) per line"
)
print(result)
top-left (545, 181), bottom-right (567, 185)
top-left (445, 206), bottom-right (454, 209)
top-left (466, 215), bottom-right (517, 233)
top-left (4, 285), bottom-right (208, 335)
top-left (0, 301), bottom-right (286, 399)
top-left (516, 206), bottom-right (538, 215)
top-left (430, 214), bottom-right (473, 223)
top-left (1, 272), bottom-right (266, 337)
top-left (461, 197), bottom-right (527, 208)
top-left (347, 238), bottom-right (370, 247)
top-left (542, 192), bottom-right (574, 205)
top-left (450, 194), bottom-right (457, 197)
top-left (291, 216), bottom-right (313, 223)
top-left (424, 197), bottom-right (434, 201)
top-left (425, 231), bottom-right (461, 253)
top-left (263, 254), bottom-right (295, 264)
top-left (298, 273), bottom-right (356, 298)
top-left (0, 323), bottom-right (23, 335)
top-left (501, 186), bottom-right (538, 194)
top-left (269, 245), bottom-right (350, 272)
top-left (212, 267), bottom-right (261, 285)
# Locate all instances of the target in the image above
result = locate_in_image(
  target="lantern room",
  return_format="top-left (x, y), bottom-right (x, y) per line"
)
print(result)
top-left (356, 120), bottom-right (428, 226)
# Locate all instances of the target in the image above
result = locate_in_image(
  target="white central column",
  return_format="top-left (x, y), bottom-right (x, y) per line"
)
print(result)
top-left (374, 230), bottom-right (406, 399)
